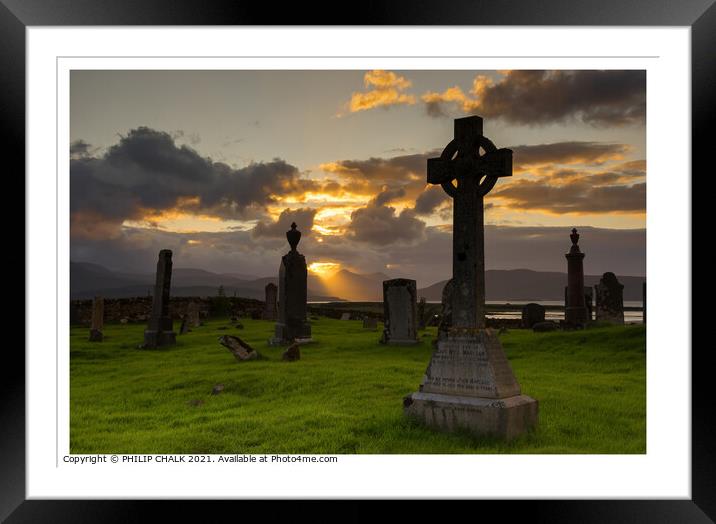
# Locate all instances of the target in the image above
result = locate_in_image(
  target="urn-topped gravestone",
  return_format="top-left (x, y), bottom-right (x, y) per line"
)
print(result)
top-left (565, 228), bottom-right (588, 327)
top-left (271, 223), bottom-right (311, 344)
top-left (142, 249), bottom-right (177, 348)
top-left (380, 278), bottom-right (418, 345)
top-left (404, 116), bottom-right (538, 440)
top-left (595, 272), bottom-right (625, 324)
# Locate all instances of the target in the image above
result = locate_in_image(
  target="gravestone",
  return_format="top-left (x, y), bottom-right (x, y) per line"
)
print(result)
top-left (521, 303), bottom-right (545, 329)
top-left (263, 283), bottom-right (278, 321)
top-left (89, 296), bottom-right (104, 342)
top-left (186, 301), bottom-right (201, 328)
top-left (282, 343), bottom-right (301, 362)
top-left (380, 278), bottom-right (418, 345)
top-left (340, 312), bottom-right (351, 321)
top-left (417, 296), bottom-right (427, 329)
top-left (179, 317), bottom-right (189, 335)
top-left (564, 285), bottom-right (593, 321)
top-left (404, 116), bottom-right (538, 440)
top-left (271, 223), bottom-right (312, 344)
top-left (142, 249), bottom-right (176, 348)
top-left (595, 272), bottom-right (625, 324)
top-left (565, 228), bottom-right (588, 326)
top-left (363, 317), bottom-right (378, 329)
top-left (219, 335), bottom-right (258, 361)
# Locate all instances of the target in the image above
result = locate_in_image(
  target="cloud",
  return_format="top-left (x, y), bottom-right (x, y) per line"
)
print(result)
top-left (347, 203), bottom-right (426, 246)
top-left (494, 178), bottom-right (645, 214)
top-left (512, 142), bottom-right (632, 171)
top-left (422, 70), bottom-right (646, 126)
top-left (252, 208), bottom-right (317, 239)
top-left (413, 186), bottom-right (451, 215)
top-left (372, 186), bottom-right (406, 206)
top-left (346, 70), bottom-right (416, 113)
top-left (70, 127), bottom-right (313, 237)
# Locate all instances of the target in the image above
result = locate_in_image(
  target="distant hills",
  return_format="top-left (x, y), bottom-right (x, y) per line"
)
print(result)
top-left (417, 269), bottom-right (646, 302)
top-left (69, 261), bottom-right (344, 301)
top-left (71, 262), bottom-right (645, 303)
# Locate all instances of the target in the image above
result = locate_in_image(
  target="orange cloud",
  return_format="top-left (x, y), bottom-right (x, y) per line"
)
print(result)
top-left (346, 70), bottom-right (416, 113)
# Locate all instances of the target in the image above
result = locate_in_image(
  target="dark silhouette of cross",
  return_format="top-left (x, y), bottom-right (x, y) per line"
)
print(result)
top-left (426, 116), bottom-right (512, 328)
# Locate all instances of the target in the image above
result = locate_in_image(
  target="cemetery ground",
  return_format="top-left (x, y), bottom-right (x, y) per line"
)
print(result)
top-left (70, 317), bottom-right (645, 454)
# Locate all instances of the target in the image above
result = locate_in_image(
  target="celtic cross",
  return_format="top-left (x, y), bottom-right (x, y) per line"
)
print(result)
top-left (426, 116), bottom-right (512, 328)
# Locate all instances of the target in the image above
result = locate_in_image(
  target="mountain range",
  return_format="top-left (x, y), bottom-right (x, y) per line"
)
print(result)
top-left (70, 261), bottom-right (645, 302)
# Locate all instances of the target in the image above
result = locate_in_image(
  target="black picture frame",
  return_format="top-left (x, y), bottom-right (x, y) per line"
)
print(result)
top-left (4, 1), bottom-right (711, 521)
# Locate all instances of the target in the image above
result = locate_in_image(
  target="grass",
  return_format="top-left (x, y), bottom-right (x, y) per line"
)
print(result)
top-left (70, 317), bottom-right (645, 454)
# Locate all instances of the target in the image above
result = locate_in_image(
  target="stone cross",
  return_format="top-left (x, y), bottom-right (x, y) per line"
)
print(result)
top-left (427, 116), bottom-right (512, 328)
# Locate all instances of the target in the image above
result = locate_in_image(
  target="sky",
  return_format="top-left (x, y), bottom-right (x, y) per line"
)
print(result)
top-left (70, 70), bottom-right (646, 287)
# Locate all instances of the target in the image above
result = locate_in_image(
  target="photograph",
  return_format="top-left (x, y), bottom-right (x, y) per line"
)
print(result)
top-left (68, 69), bottom-right (647, 455)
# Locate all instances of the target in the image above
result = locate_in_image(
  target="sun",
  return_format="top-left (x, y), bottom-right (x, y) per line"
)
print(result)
top-left (308, 262), bottom-right (341, 278)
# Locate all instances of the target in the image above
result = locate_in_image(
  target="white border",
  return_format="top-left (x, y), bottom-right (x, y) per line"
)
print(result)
top-left (27, 27), bottom-right (690, 499)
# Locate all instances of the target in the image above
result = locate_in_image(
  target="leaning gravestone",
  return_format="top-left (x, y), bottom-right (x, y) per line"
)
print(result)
top-left (271, 223), bottom-right (312, 344)
top-left (89, 296), bottom-right (104, 342)
top-left (404, 116), bottom-right (538, 439)
top-left (521, 303), bottom-right (545, 329)
top-left (141, 249), bottom-right (177, 348)
top-left (595, 272), bottom-right (625, 324)
top-left (263, 283), bottom-right (278, 321)
top-left (380, 278), bottom-right (418, 345)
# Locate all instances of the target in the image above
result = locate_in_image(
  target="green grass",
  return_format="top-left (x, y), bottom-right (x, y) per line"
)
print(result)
top-left (70, 318), bottom-right (645, 454)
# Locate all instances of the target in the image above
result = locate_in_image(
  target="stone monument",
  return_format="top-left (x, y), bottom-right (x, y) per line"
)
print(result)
top-left (404, 115), bottom-right (538, 439)
top-left (437, 278), bottom-right (454, 340)
top-left (89, 296), bottom-right (104, 342)
top-left (263, 283), bottom-right (278, 321)
top-left (565, 228), bottom-right (588, 326)
top-left (271, 223), bottom-right (311, 344)
top-left (521, 303), bottom-right (545, 329)
top-left (564, 285), bottom-right (593, 321)
top-left (380, 278), bottom-right (418, 345)
top-left (595, 272), bottom-right (625, 324)
top-left (186, 301), bottom-right (201, 328)
top-left (142, 249), bottom-right (176, 348)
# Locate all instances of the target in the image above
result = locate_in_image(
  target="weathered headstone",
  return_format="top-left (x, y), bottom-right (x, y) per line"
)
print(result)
top-left (186, 301), bottom-right (201, 328)
top-left (340, 312), bottom-right (351, 321)
top-left (565, 228), bottom-right (588, 326)
top-left (219, 335), bottom-right (258, 361)
top-left (179, 317), bottom-right (189, 335)
top-left (380, 278), bottom-right (418, 345)
top-left (271, 223), bottom-right (312, 344)
top-left (404, 116), bottom-right (538, 440)
top-left (417, 296), bottom-right (427, 329)
top-left (142, 249), bottom-right (176, 348)
top-left (263, 283), bottom-right (278, 321)
top-left (521, 303), bottom-right (545, 329)
top-left (363, 317), bottom-right (378, 330)
top-left (89, 296), bottom-right (104, 342)
top-left (595, 272), bottom-right (625, 324)
top-left (282, 343), bottom-right (301, 362)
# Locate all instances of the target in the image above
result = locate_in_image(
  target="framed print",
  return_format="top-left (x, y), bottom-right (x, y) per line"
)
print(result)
top-left (5, 0), bottom-right (713, 521)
